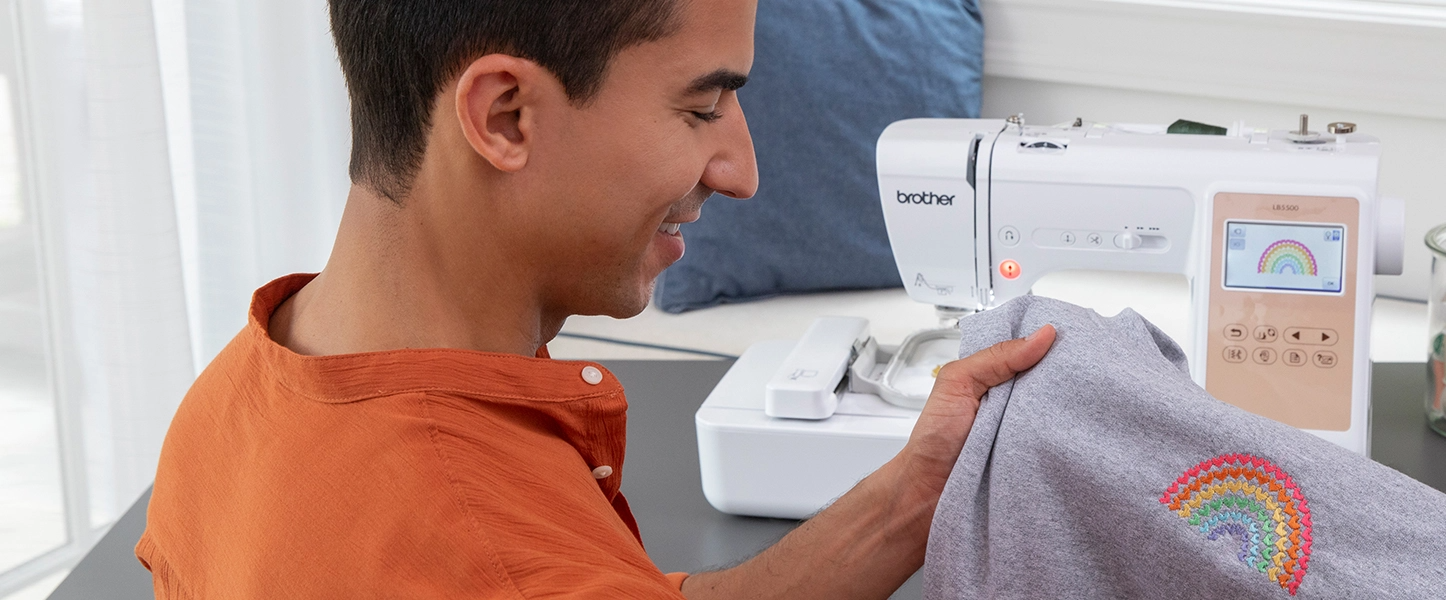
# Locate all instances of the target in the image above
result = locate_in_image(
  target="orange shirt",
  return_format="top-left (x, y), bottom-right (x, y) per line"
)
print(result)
top-left (138, 274), bottom-right (688, 598)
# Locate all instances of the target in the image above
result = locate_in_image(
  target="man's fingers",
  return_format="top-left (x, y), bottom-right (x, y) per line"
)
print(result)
top-left (903, 325), bottom-right (1057, 496)
top-left (936, 325), bottom-right (1056, 401)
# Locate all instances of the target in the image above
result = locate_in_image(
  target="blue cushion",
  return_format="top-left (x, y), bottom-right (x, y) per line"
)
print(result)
top-left (653, 0), bottom-right (983, 313)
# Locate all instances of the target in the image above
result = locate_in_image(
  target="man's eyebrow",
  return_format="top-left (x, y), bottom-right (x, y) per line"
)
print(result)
top-left (685, 69), bottom-right (749, 94)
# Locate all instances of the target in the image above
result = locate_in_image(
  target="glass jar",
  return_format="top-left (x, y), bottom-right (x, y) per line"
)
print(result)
top-left (1427, 224), bottom-right (1446, 437)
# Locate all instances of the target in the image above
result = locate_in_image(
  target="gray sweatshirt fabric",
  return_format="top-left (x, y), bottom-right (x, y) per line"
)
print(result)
top-left (925, 296), bottom-right (1446, 599)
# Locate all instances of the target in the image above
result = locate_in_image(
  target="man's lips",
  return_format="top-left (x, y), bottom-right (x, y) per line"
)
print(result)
top-left (654, 222), bottom-right (687, 263)
top-left (657, 214), bottom-right (700, 237)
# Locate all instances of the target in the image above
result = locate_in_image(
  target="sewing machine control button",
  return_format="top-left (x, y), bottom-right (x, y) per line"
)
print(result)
top-left (581, 366), bottom-right (605, 385)
top-left (1285, 327), bottom-right (1337, 345)
top-left (1061, 232), bottom-right (1076, 245)
top-left (1223, 324), bottom-right (1248, 341)
top-left (591, 465), bottom-right (614, 479)
top-left (1114, 232), bottom-right (1142, 250)
top-left (1313, 351), bottom-right (1338, 368)
top-left (999, 260), bottom-right (1022, 280)
top-left (1283, 349), bottom-right (1308, 366)
top-left (1086, 233), bottom-right (1103, 246)
top-left (1253, 326), bottom-right (1279, 343)
top-left (1253, 348), bottom-right (1277, 365)
top-left (1000, 226), bottom-right (1021, 246)
top-left (1223, 346), bottom-right (1247, 363)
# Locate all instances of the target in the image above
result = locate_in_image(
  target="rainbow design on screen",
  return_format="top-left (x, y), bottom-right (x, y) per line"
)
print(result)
top-left (1257, 240), bottom-right (1317, 276)
top-left (1161, 454), bottom-right (1313, 595)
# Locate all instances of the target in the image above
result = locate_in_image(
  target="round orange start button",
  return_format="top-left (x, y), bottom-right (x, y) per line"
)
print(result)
top-left (999, 260), bottom-right (1021, 280)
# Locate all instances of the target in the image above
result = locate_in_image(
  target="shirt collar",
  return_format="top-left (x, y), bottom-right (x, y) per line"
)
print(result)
top-left (244, 273), bottom-right (625, 405)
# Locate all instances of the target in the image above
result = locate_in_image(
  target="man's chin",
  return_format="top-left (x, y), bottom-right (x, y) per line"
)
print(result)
top-left (579, 278), bottom-right (655, 320)
top-left (612, 279), bottom-right (657, 319)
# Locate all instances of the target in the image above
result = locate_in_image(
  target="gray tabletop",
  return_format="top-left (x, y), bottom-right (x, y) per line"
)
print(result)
top-left (49, 362), bottom-right (1446, 599)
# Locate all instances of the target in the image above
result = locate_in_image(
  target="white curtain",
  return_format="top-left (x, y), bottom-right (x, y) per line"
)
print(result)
top-left (73, 0), bottom-right (196, 527)
top-left (1, 0), bottom-right (349, 592)
top-left (179, 0), bottom-right (349, 364)
top-left (0, 0), bottom-right (192, 593)
top-left (15, 0), bottom-right (195, 537)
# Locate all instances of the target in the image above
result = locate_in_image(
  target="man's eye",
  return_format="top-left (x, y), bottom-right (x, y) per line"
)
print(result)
top-left (691, 110), bottom-right (723, 123)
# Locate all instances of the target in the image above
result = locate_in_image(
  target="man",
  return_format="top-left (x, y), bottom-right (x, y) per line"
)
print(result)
top-left (139, 1), bottom-right (1056, 598)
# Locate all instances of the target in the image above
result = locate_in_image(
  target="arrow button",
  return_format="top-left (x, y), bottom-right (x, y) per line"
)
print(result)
top-left (1284, 327), bottom-right (1338, 346)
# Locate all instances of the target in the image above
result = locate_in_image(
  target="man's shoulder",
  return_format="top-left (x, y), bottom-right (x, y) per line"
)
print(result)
top-left (156, 326), bottom-right (453, 514)
top-left (147, 371), bottom-right (500, 594)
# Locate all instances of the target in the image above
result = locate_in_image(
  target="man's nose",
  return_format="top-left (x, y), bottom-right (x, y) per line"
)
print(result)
top-left (701, 101), bottom-right (758, 200)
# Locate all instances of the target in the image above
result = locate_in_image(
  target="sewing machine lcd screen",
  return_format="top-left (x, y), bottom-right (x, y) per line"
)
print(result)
top-left (1223, 221), bottom-right (1345, 293)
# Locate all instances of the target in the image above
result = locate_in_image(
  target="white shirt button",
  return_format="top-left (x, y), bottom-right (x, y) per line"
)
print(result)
top-left (591, 465), bottom-right (613, 479)
top-left (581, 366), bottom-right (604, 385)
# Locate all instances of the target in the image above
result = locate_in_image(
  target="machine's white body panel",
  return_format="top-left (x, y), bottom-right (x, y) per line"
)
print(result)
top-left (877, 121), bottom-right (993, 309)
top-left (697, 118), bottom-right (1404, 519)
top-left (698, 341), bottom-right (915, 519)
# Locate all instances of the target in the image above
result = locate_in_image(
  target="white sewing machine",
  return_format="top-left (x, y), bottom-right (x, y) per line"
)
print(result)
top-left (696, 116), bottom-right (1406, 519)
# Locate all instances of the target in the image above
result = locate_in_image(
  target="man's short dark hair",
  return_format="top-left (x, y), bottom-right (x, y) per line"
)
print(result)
top-left (329, 1), bottom-right (682, 201)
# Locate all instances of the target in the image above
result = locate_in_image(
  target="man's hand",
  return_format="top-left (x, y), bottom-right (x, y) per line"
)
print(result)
top-left (898, 325), bottom-right (1057, 505)
top-left (682, 325), bottom-right (1056, 600)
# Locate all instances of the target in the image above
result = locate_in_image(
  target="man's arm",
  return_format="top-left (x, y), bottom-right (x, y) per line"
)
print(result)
top-left (681, 326), bottom-right (1057, 599)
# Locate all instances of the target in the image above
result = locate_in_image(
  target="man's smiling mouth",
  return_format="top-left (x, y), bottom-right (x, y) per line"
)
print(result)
top-left (659, 222), bottom-right (682, 236)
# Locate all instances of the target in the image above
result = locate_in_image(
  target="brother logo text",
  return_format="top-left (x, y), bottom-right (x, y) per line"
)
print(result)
top-left (897, 191), bottom-right (954, 206)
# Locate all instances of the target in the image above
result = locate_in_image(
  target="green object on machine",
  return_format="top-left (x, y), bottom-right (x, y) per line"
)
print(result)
top-left (1167, 119), bottom-right (1228, 136)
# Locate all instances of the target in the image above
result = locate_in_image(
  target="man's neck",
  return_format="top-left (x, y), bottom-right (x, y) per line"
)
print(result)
top-left (268, 185), bottom-right (560, 358)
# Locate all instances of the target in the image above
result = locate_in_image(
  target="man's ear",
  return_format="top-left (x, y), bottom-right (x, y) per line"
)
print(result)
top-left (454, 55), bottom-right (547, 173)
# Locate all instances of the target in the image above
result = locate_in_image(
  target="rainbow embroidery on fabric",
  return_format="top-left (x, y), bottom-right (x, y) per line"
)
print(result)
top-left (1161, 454), bottom-right (1313, 595)
top-left (1257, 240), bottom-right (1318, 276)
